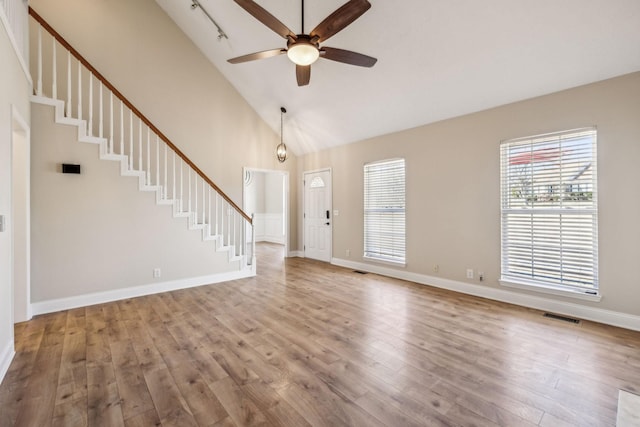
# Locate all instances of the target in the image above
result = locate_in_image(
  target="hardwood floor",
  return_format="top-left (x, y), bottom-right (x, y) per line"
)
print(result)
top-left (1, 243), bottom-right (639, 426)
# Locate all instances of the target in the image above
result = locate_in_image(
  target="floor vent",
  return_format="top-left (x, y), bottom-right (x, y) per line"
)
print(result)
top-left (543, 312), bottom-right (580, 324)
top-left (353, 270), bottom-right (368, 275)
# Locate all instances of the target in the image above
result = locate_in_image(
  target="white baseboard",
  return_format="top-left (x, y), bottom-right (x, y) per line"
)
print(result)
top-left (31, 269), bottom-right (255, 316)
top-left (256, 237), bottom-right (285, 245)
top-left (332, 257), bottom-right (640, 332)
top-left (288, 250), bottom-right (304, 258)
top-left (0, 338), bottom-right (15, 385)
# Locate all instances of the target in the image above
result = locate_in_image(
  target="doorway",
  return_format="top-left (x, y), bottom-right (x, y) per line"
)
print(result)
top-left (11, 106), bottom-right (30, 323)
top-left (242, 168), bottom-right (289, 257)
top-left (303, 169), bottom-right (332, 262)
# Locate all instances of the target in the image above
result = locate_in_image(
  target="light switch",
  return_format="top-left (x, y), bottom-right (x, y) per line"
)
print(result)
top-left (333, 210), bottom-right (339, 216)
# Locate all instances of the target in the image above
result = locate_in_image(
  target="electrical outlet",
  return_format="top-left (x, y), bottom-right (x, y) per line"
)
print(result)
top-left (153, 268), bottom-right (161, 278)
top-left (478, 271), bottom-right (484, 282)
top-left (466, 268), bottom-right (474, 279)
top-left (346, 249), bottom-right (350, 257)
top-left (433, 264), bottom-right (439, 273)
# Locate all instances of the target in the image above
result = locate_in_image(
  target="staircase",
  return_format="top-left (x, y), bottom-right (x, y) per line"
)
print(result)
top-left (29, 8), bottom-right (255, 273)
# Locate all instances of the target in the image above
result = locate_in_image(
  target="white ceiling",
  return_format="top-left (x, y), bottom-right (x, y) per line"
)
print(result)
top-left (156, 0), bottom-right (640, 156)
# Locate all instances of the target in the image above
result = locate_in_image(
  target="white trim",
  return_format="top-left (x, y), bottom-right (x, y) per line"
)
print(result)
top-left (11, 104), bottom-right (32, 322)
top-left (500, 279), bottom-right (601, 302)
top-left (0, 339), bottom-right (15, 384)
top-left (0, 6), bottom-right (32, 86)
top-left (288, 250), bottom-right (304, 258)
top-left (363, 255), bottom-right (406, 268)
top-left (31, 269), bottom-right (255, 316)
top-left (331, 257), bottom-right (640, 332)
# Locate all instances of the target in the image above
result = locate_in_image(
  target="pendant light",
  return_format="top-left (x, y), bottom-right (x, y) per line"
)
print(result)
top-left (276, 107), bottom-right (288, 163)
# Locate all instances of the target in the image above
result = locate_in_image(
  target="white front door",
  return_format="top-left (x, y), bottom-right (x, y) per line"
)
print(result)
top-left (304, 170), bottom-right (332, 262)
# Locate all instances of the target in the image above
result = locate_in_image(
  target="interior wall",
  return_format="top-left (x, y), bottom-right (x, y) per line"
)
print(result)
top-left (30, 103), bottom-right (238, 302)
top-left (265, 173), bottom-right (284, 215)
top-left (29, 0), bottom-right (298, 250)
top-left (0, 14), bottom-right (31, 379)
top-left (299, 72), bottom-right (640, 317)
top-left (244, 171), bottom-right (266, 217)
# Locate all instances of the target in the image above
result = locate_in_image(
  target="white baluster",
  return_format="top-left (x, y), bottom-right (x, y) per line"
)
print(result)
top-left (138, 119), bottom-right (143, 172)
top-left (156, 136), bottom-right (160, 188)
top-left (98, 82), bottom-right (103, 138)
top-left (77, 61), bottom-right (82, 121)
top-left (179, 159), bottom-right (184, 211)
top-left (164, 145), bottom-right (168, 199)
top-left (52, 39), bottom-right (57, 99)
top-left (233, 211), bottom-right (237, 255)
top-left (109, 93), bottom-right (113, 153)
top-left (208, 187), bottom-right (212, 235)
top-left (222, 200), bottom-right (226, 245)
top-left (172, 150), bottom-right (176, 201)
top-left (129, 110), bottom-right (133, 170)
top-left (37, 25), bottom-right (42, 96)
top-left (88, 74), bottom-right (93, 136)
top-left (194, 176), bottom-right (198, 224)
top-left (66, 51), bottom-right (71, 117)
top-left (215, 193), bottom-right (219, 236)
top-left (146, 127), bottom-right (151, 184)
top-left (188, 168), bottom-right (192, 214)
top-left (202, 179), bottom-right (206, 227)
top-left (119, 101), bottom-right (124, 155)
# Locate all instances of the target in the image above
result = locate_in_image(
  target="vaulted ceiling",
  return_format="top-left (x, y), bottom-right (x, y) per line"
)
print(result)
top-left (156, 0), bottom-right (640, 156)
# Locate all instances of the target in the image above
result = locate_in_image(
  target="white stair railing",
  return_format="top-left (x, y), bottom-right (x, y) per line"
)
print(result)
top-left (29, 7), bottom-right (255, 268)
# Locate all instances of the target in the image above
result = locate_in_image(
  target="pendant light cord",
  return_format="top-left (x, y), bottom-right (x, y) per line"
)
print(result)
top-left (280, 107), bottom-right (286, 144)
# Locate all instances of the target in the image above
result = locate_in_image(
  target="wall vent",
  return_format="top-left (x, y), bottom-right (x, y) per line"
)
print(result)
top-left (543, 312), bottom-right (580, 324)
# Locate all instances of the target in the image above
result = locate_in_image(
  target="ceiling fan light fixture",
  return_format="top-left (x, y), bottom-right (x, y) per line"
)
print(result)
top-left (287, 39), bottom-right (319, 66)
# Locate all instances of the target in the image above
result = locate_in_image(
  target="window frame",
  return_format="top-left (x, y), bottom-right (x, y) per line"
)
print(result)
top-left (363, 158), bottom-right (406, 266)
top-left (499, 128), bottom-right (599, 299)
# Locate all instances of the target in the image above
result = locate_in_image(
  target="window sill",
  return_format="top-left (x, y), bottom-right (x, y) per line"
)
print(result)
top-left (363, 255), bottom-right (406, 268)
top-left (499, 279), bottom-right (601, 302)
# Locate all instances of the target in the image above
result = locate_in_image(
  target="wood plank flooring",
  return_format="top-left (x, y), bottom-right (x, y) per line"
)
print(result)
top-left (2, 242), bottom-right (640, 426)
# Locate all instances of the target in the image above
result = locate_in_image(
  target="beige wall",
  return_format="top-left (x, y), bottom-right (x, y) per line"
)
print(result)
top-left (29, 0), bottom-right (298, 250)
top-left (31, 104), bottom-right (244, 302)
top-left (0, 17), bottom-right (31, 373)
top-left (300, 72), bottom-right (640, 316)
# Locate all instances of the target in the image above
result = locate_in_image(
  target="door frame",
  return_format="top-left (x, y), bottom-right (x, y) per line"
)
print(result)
top-left (11, 105), bottom-right (31, 323)
top-left (242, 167), bottom-right (290, 257)
top-left (303, 168), bottom-right (332, 261)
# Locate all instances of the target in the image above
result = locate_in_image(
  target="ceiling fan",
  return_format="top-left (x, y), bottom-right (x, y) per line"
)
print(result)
top-left (228, 0), bottom-right (377, 86)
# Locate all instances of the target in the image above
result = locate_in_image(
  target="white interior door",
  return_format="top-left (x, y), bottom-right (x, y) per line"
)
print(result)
top-left (304, 170), bottom-right (332, 262)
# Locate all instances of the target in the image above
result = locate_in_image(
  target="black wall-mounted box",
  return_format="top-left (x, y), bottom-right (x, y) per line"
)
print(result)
top-left (62, 164), bottom-right (81, 174)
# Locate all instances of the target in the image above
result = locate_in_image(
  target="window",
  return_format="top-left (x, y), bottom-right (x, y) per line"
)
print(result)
top-left (364, 158), bottom-right (406, 264)
top-left (500, 128), bottom-right (598, 295)
top-left (309, 176), bottom-right (325, 188)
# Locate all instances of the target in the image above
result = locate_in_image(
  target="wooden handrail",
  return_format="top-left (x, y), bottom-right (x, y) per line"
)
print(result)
top-left (29, 7), bottom-right (252, 224)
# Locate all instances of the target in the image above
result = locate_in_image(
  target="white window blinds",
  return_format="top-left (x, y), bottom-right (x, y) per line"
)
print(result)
top-left (364, 158), bottom-right (406, 264)
top-left (500, 128), bottom-right (598, 293)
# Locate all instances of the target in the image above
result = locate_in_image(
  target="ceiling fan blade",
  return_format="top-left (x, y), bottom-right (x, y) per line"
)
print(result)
top-left (227, 48), bottom-right (286, 64)
top-left (296, 65), bottom-right (311, 86)
top-left (233, 0), bottom-right (296, 39)
top-left (320, 47), bottom-right (377, 67)
top-left (310, 0), bottom-right (371, 43)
